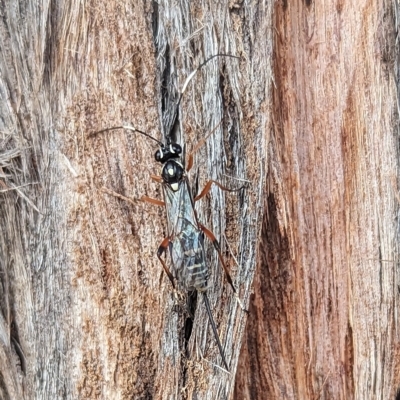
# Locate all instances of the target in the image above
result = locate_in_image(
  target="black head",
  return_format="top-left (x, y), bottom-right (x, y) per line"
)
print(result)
top-left (155, 143), bottom-right (182, 163)
top-left (161, 159), bottom-right (184, 191)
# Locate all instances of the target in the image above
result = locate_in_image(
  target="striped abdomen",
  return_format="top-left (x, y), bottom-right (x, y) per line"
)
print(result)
top-left (170, 227), bottom-right (209, 291)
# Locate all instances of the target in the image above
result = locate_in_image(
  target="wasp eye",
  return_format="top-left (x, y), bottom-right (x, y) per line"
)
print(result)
top-left (155, 148), bottom-right (163, 162)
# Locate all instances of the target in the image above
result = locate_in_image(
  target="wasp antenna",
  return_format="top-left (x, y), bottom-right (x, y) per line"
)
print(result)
top-left (122, 125), bottom-right (164, 146)
top-left (179, 54), bottom-right (239, 100)
top-left (196, 53), bottom-right (240, 73)
top-left (88, 125), bottom-right (125, 137)
top-left (176, 54), bottom-right (240, 111)
top-left (202, 292), bottom-right (229, 371)
top-left (89, 125), bottom-right (164, 147)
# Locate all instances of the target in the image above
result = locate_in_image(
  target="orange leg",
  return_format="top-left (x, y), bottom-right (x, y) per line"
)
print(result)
top-left (157, 236), bottom-right (175, 289)
top-left (186, 153), bottom-right (195, 172)
top-left (140, 175), bottom-right (164, 206)
top-left (199, 223), bottom-right (236, 294)
top-left (186, 120), bottom-right (223, 172)
top-left (200, 223), bottom-right (248, 312)
top-left (151, 175), bottom-right (163, 183)
top-left (140, 195), bottom-right (165, 207)
top-left (194, 180), bottom-right (242, 202)
top-left (186, 135), bottom-right (209, 172)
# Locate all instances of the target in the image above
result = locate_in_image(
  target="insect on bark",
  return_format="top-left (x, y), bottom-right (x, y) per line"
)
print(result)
top-left (91, 54), bottom-right (244, 370)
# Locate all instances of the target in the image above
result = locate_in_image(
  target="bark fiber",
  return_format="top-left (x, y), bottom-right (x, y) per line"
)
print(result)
top-left (0, 1), bottom-right (269, 399)
top-left (0, 0), bottom-right (399, 400)
top-left (235, 0), bottom-right (400, 399)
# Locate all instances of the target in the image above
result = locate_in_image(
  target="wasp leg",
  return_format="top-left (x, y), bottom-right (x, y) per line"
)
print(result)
top-left (186, 153), bottom-right (195, 172)
top-left (101, 187), bottom-right (136, 206)
top-left (202, 291), bottom-right (229, 371)
top-left (186, 121), bottom-right (223, 172)
top-left (186, 135), bottom-right (210, 172)
top-left (199, 224), bottom-right (235, 292)
top-left (140, 195), bottom-right (165, 207)
top-left (194, 180), bottom-right (241, 202)
top-left (141, 175), bottom-right (164, 205)
top-left (199, 224), bottom-right (248, 312)
top-left (151, 175), bottom-right (163, 183)
top-left (157, 236), bottom-right (175, 289)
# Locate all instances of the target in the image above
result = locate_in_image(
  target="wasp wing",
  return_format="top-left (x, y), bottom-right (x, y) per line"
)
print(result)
top-left (162, 179), bottom-right (209, 292)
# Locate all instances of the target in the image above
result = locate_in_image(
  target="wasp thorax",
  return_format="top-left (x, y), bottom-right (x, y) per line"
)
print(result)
top-left (162, 160), bottom-right (184, 191)
top-left (155, 143), bottom-right (182, 163)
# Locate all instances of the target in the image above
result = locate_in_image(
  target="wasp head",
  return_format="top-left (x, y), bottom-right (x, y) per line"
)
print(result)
top-left (162, 160), bottom-right (184, 191)
top-left (155, 143), bottom-right (182, 163)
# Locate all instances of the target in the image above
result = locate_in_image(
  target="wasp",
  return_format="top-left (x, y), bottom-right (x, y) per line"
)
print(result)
top-left (91, 54), bottom-right (243, 370)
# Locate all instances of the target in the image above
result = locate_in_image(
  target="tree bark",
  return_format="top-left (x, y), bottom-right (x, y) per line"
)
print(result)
top-left (235, 0), bottom-right (400, 399)
top-left (0, 1), bottom-right (270, 399)
top-left (1, 0), bottom-right (399, 400)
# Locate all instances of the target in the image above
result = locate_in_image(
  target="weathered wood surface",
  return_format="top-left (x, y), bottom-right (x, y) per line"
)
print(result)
top-left (1, 0), bottom-right (400, 399)
top-left (0, 1), bottom-right (270, 399)
top-left (235, 0), bottom-right (400, 399)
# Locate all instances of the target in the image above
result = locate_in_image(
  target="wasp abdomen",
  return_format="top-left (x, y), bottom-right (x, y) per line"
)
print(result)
top-left (182, 248), bottom-right (209, 291)
top-left (171, 230), bottom-right (209, 292)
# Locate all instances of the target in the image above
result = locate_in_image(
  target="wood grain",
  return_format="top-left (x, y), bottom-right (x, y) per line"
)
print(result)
top-left (235, 0), bottom-right (400, 399)
top-left (1, 0), bottom-right (399, 399)
top-left (0, 1), bottom-right (270, 398)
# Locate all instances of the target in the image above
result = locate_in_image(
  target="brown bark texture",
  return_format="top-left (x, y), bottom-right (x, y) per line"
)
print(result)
top-left (0, 1), bottom-right (270, 399)
top-left (1, 0), bottom-right (399, 399)
top-left (235, 0), bottom-right (400, 399)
